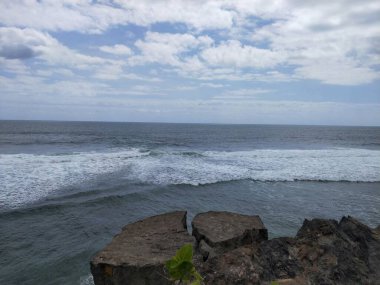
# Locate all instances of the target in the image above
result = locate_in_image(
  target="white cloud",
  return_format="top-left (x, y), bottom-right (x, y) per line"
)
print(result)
top-left (114, 0), bottom-right (235, 31)
top-left (250, 0), bottom-right (380, 85)
top-left (201, 40), bottom-right (285, 69)
top-left (0, 0), bottom-right (379, 100)
top-left (294, 60), bottom-right (380, 85)
top-left (0, 58), bottom-right (30, 74)
top-left (213, 88), bottom-right (273, 100)
top-left (0, 0), bottom-right (235, 33)
top-left (99, 44), bottom-right (133, 55)
top-left (0, 27), bottom-right (111, 69)
top-left (130, 32), bottom-right (213, 66)
top-left (201, 83), bottom-right (228, 88)
top-left (0, 0), bottom-right (129, 33)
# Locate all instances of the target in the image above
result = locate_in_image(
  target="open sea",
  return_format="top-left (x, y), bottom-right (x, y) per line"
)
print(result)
top-left (0, 120), bottom-right (379, 284)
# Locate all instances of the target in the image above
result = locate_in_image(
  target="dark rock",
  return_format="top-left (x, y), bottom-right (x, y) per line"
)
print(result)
top-left (198, 240), bottom-right (216, 261)
top-left (199, 245), bottom-right (262, 285)
top-left (91, 212), bottom-right (380, 285)
top-left (369, 230), bottom-right (380, 285)
top-left (91, 211), bottom-right (194, 285)
top-left (338, 217), bottom-right (380, 284)
top-left (256, 237), bottom-right (301, 280)
top-left (293, 216), bottom-right (378, 284)
top-left (197, 216), bottom-right (379, 285)
top-left (296, 218), bottom-right (339, 239)
top-left (192, 211), bottom-right (268, 260)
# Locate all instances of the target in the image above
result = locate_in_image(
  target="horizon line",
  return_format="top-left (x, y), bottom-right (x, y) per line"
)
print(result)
top-left (1, 118), bottom-right (379, 128)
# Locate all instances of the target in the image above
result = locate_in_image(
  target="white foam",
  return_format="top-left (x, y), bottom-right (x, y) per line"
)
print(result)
top-left (0, 148), bottom-right (148, 209)
top-left (79, 274), bottom-right (94, 285)
top-left (1, 147), bottom-right (380, 209)
top-left (127, 148), bottom-right (380, 185)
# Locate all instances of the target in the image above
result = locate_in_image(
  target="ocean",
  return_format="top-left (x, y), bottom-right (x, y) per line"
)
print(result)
top-left (0, 120), bottom-right (379, 284)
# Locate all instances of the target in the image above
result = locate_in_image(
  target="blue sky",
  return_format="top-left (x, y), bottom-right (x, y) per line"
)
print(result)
top-left (0, 0), bottom-right (379, 125)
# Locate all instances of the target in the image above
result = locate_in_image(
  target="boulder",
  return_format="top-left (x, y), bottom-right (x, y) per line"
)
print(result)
top-left (91, 211), bottom-right (194, 285)
top-left (198, 216), bottom-right (380, 285)
top-left (293, 217), bottom-right (373, 284)
top-left (192, 211), bottom-right (268, 260)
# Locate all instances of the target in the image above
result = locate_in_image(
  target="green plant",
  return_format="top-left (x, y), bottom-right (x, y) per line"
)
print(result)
top-left (165, 243), bottom-right (203, 285)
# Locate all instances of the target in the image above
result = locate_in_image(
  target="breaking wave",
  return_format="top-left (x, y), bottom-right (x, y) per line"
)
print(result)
top-left (1, 147), bottom-right (380, 209)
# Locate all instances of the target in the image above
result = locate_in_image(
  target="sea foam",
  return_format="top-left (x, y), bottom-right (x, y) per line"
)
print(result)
top-left (1, 147), bottom-right (379, 209)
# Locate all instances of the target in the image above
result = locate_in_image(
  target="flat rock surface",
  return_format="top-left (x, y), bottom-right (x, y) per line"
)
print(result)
top-left (192, 211), bottom-right (267, 250)
top-left (92, 211), bottom-right (193, 267)
top-left (91, 211), bottom-right (194, 285)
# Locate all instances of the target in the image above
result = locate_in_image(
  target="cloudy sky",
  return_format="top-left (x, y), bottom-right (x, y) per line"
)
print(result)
top-left (0, 0), bottom-right (379, 125)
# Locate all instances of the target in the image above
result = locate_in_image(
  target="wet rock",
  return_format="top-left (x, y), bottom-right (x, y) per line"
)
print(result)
top-left (192, 211), bottom-right (268, 260)
top-left (91, 211), bottom-right (194, 285)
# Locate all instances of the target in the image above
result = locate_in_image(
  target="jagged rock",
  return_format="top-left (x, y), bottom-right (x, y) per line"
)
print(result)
top-left (256, 237), bottom-right (301, 280)
top-left (198, 245), bottom-right (262, 285)
top-left (91, 211), bottom-right (194, 285)
top-left (192, 211), bottom-right (268, 260)
top-left (293, 217), bottom-right (374, 284)
top-left (198, 240), bottom-right (216, 261)
top-left (197, 216), bottom-right (380, 285)
top-left (91, 212), bottom-right (379, 285)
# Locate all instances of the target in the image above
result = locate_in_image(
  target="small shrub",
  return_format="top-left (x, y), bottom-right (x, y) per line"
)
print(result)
top-left (165, 244), bottom-right (203, 285)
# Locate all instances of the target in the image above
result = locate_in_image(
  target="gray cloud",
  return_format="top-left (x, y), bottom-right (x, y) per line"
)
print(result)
top-left (0, 44), bottom-right (37, 59)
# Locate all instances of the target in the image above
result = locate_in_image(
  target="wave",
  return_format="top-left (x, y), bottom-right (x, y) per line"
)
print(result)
top-left (1, 147), bottom-right (380, 209)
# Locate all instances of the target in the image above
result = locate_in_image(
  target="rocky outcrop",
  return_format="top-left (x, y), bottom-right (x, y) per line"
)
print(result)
top-left (91, 211), bottom-right (194, 285)
top-left (199, 216), bottom-right (380, 285)
top-left (192, 211), bottom-right (268, 260)
top-left (91, 212), bottom-right (380, 285)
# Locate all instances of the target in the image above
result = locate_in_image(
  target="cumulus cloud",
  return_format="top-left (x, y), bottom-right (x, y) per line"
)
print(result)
top-left (130, 32), bottom-right (213, 66)
top-left (1, 1), bottom-right (380, 86)
top-left (0, 27), bottom-right (110, 69)
top-left (99, 44), bottom-right (133, 56)
top-left (250, 0), bottom-right (380, 85)
top-left (0, 0), bottom-right (128, 33)
top-left (0, 0), bottom-right (380, 124)
top-left (0, 27), bottom-right (47, 59)
top-left (201, 40), bottom-right (285, 69)
top-left (294, 60), bottom-right (380, 86)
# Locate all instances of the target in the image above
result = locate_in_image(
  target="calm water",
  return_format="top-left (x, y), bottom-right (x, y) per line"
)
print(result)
top-left (1, 120), bottom-right (379, 284)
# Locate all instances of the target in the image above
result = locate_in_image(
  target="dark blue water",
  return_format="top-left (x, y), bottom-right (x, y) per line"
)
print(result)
top-left (0, 120), bottom-right (379, 284)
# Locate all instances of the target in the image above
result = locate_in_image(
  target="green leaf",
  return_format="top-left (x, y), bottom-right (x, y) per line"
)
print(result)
top-left (175, 243), bottom-right (193, 262)
top-left (165, 244), bottom-right (203, 284)
top-left (176, 261), bottom-right (194, 280)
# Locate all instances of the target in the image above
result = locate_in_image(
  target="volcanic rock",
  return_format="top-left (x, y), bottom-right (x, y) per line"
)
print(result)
top-left (91, 212), bottom-right (380, 285)
top-left (91, 211), bottom-right (194, 285)
top-left (192, 211), bottom-right (268, 260)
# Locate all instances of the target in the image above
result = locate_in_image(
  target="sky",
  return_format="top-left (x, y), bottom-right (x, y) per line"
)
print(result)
top-left (0, 0), bottom-right (379, 125)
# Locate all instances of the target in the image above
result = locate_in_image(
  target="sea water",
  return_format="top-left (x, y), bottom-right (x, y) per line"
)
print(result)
top-left (0, 121), bottom-right (379, 284)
